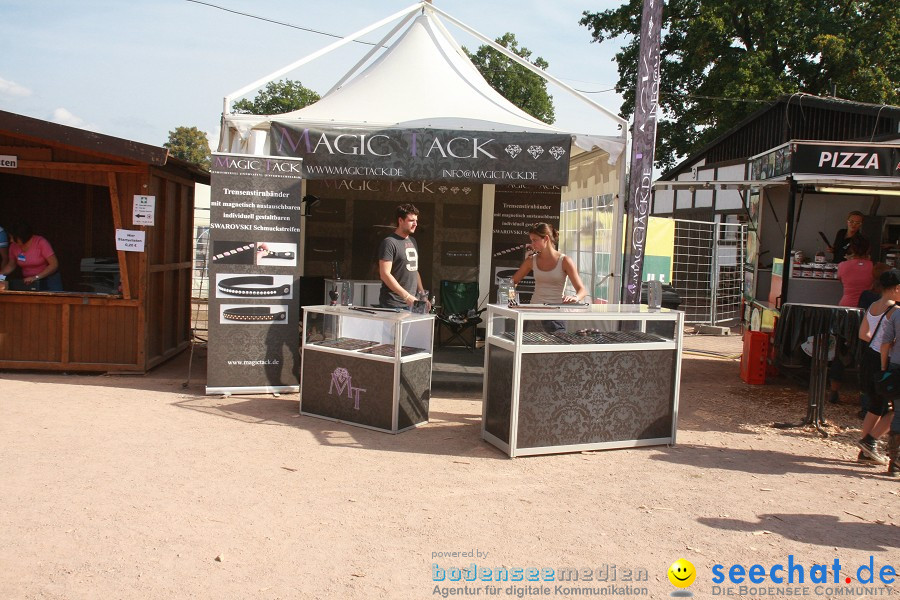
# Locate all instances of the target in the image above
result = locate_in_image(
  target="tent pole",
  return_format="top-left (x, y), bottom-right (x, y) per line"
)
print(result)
top-left (222, 2), bottom-right (425, 114)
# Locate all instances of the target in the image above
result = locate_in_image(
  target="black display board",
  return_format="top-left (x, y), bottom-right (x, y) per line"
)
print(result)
top-left (489, 185), bottom-right (561, 303)
top-left (206, 153), bottom-right (303, 394)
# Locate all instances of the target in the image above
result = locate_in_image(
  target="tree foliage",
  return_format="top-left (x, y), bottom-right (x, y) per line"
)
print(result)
top-left (164, 126), bottom-right (210, 169)
top-left (231, 79), bottom-right (321, 115)
top-left (464, 33), bottom-right (556, 124)
top-left (581, 0), bottom-right (900, 170)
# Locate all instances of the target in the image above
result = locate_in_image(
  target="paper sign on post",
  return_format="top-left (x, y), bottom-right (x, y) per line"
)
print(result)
top-left (133, 195), bottom-right (155, 226)
top-left (116, 229), bottom-right (146, 252)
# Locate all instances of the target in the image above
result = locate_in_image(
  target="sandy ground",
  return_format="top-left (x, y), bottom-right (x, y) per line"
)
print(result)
top-left (1, 340), bottom-right (898, 600)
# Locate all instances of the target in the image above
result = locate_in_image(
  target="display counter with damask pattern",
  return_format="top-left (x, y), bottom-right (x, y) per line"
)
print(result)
top-left (482, 303), bottom-right (684, 457)
top-left (300, 305), bottom-right (434, 433)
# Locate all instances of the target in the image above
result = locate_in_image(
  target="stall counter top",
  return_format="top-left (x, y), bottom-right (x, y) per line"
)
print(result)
top-left (305, 304), bottom-right (435, 323)
top-left (488, 303), bottom-right (681, 318)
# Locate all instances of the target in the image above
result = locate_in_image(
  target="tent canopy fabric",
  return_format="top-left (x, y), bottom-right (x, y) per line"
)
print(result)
top-left (221, 6), bottom-right (624, 163)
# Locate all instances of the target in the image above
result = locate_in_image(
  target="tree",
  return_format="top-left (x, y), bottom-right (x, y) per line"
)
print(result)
top-left (581, 0), bottom-right (900, 171)
top-left (464, 33), bottom-right (556, 124)
top-left (231, 79), bottom-right (321, 115)
top-left (164, 126), bottom-right (210, 169)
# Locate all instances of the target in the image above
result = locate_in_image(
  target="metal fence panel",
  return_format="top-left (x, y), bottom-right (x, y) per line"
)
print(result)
top-left (670, 219), bottom-right (744, 324)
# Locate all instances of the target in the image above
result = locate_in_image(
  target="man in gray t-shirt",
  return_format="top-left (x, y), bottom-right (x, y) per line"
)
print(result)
top-left (378, 204), bottom-right (425, 308)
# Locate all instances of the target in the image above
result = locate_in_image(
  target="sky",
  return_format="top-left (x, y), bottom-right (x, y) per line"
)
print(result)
top-left (0, 0), bottom-right (629, 151)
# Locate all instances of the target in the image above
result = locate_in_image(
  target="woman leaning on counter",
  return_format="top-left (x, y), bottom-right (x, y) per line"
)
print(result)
top-left (0, 221), bottom-right (62, 292)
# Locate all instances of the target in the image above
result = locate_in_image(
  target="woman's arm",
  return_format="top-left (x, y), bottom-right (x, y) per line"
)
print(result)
top-left (511, 257), bottom-right (532, 286)
top-left (881, 314), bottom-right (896, 370)
top-left (859, 311), bottom-right (871, 342)
top-left (561, 256), bottom-right (587, 303)
top-left (24, 254), bottom-right (58, 285)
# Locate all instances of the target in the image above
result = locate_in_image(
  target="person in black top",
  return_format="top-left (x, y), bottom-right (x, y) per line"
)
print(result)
top-left (378, 204), bottom-right (427, 309)
top-left (828, 211), bottom-right (867, 263)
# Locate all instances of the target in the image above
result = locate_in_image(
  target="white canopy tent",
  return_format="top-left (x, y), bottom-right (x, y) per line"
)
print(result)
top-left (220, 2), bottom-right (626, 160)
top-left (218, 1), bottom-right (628, 301)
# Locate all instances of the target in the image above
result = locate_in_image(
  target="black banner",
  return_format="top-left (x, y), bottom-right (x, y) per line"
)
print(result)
top-left (792, 144), bottom-right (900, 177)
top-left (490, 185), bottom-right (562, 303)
top-left (269, 123), bottom-right (572, 186)
top-left (622, 0), bottom-right (663, 304)
top-left (206, 153), bottom-right (304, 394)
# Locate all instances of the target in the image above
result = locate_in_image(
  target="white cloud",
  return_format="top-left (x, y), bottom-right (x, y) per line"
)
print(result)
top-left (51, 107), bottom-right (86, 127)
top-left (0, 76), bottom-right (32, 97)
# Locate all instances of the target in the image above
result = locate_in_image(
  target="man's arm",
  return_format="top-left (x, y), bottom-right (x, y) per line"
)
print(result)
top-left (379, 259), bottom-right (415, 307)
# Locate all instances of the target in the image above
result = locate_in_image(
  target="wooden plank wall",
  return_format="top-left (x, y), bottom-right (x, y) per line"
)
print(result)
top-left (143, 170), bottom-right (194, 368)
top-left (0, 294), bottom-right (139, 370)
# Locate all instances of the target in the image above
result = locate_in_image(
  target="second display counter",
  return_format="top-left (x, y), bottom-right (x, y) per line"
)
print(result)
top-left (482, 303), bottom-right (684, 457)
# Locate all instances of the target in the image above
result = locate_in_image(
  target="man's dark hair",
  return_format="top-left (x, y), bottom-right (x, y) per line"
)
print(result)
top-left (395, 203), bottom-right (419, 223)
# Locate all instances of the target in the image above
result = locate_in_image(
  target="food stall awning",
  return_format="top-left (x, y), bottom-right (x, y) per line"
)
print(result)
top-left (652, 178), bottom-right (785, 191)
top-left (790, 174), bottom-right (900, 195)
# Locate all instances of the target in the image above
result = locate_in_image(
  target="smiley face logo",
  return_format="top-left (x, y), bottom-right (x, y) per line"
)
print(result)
top-left (668, 559), bottom-right (696, 588)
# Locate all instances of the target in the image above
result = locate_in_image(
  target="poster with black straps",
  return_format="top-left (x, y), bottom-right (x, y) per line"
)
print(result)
top-left (206, 153), bottom-right (304, 395)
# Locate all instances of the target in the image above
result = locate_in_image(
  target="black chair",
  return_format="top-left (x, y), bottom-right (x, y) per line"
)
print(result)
top-left (435, 280), bottom-right (484, 352)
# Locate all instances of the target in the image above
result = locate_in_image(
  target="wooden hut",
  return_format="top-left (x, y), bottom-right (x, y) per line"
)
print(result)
top-left (0, 110), bottom-right (209, 372)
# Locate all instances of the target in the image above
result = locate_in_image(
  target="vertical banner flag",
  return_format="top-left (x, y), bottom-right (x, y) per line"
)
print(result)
top-left (206, 153), bottom-right (304, 395)
top-left (622, 0), bottom-right (664, 304)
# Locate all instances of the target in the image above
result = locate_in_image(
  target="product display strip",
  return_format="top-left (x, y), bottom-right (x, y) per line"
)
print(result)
top-left (312, 337), bottom-right (380, 351)
top-left (361, 344), bottom-right (425, 357)
top-left (211, 243), bottom-right (256, 262)
top-left (218, 275), bottom-right (291, 297)
top-left (260, 250), bottom-right (295, 260)
top-left (222, 306), bottom-right (287, 322)
top-left (497, 330), bottom-right (667, 345)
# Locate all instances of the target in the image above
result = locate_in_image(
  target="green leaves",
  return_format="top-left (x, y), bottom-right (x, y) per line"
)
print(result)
top-left (581, 0), bottom-right (900, 170)
top-left (231, 80), bottom-right (321, 115)
top-left (463, 32), bottom-right (556, 125)
top-left (164, 126), bottom-right (210, 169)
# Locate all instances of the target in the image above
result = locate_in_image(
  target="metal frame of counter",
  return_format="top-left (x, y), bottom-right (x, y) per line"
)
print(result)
top-left (300, 305), bottom-right (435, 433)
top-left (482, 303), bottom-right (684, 457)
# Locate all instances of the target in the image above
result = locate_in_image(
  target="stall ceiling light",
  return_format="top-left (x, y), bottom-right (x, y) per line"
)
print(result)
top-left (815, 186), bottom-right (900, 196)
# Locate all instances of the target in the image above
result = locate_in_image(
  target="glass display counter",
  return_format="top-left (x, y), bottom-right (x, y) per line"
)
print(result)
top-left (482, 303), bottom-right (684, 457)
top-left (301, 305), bottom-right (435, 433)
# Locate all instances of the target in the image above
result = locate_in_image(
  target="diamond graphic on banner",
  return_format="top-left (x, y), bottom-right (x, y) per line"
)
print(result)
top-left (527, 145), bottom-right (545, 159)
top-left (450, 187), bottom-right (459, 194)
top-left (438, 186), bottom-right (448, 194)
top-left (505, 144), bottom-right (522, 159)
top-left (462, 187), bottom-right (471, 195)
top-left (549, 146), bottom-right (567, 160)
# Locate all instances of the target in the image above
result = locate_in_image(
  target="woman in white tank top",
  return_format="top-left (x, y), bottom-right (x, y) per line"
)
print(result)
top-left (511, 222), bottom-right (586, 304)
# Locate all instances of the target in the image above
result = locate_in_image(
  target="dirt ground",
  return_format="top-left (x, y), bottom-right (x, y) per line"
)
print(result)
top-left (1, 339), bottom-right (898, 600)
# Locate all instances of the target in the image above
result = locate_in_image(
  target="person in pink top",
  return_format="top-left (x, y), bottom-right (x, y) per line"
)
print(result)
top-left (837, 237), bottom-right (874, 307)
top-left (0, 221), bottom-right (62, 291)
